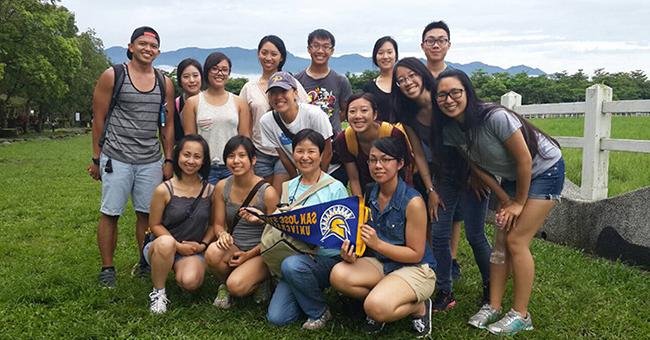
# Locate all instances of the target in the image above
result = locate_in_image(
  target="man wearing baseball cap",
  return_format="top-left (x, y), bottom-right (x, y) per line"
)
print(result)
top-left (88, 26), bottom-right (175, 288)
top-left (258, 71), bottom-right (334, 178)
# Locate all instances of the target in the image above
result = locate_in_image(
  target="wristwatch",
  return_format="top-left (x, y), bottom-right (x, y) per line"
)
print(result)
top-left (164, 159), bottom-right (173, 164)
top-left (426, 187), bottom-right (436, 194)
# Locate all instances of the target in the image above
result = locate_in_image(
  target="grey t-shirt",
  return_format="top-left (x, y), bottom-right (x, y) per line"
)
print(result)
top-left (443, 108), bottom-right (561, 181)
top-left (294, 69), bottom-right (352, 133)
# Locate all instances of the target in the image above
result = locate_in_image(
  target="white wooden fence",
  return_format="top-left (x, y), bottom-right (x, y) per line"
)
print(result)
top-left (500, 84), bottom-right (650, 201)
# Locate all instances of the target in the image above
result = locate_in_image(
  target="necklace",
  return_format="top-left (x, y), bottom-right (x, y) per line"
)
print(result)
top-left (288, 172), bottom-right (322, 205)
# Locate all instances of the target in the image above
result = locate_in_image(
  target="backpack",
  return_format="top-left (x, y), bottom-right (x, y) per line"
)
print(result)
top-left (98, 63), bottom-right (167, 148)
top-left (344, 121), bottom-right (398, 157)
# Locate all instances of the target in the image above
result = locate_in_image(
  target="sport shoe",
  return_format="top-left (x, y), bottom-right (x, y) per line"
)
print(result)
top-left (362, 315), bottom-right (385, 334)
top-left (412, 298), bottom-right (432, 338)
top-left (149, 289), bottom-right (170, 314)
top-left (131, 259), bottom-right (151, 278)
top-left (253, 279), bottom-right (271, 304)
top-left (451, 259), bottom-right (462, 281)
top-left (213, 283), bottom-right (232, 309)
top-left (98, 267), bottom-right (116, 288)
top-left (432, 290), bottom-right (457, 312)
top-left (468, 304), bottom-right (501, 329)
top-left (302, 308), bottom-right (331, 330)
top-left (487, 309), bottom-right (534, 335)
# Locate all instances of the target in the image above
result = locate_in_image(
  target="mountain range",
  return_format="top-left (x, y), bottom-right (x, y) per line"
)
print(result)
top-left (105, 46), bottom-right (546, 77)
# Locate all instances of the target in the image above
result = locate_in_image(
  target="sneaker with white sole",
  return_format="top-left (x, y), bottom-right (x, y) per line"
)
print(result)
top-left (253, 279), bottom-right (271, 304)
top-left (302, 308), bottom-right (331, 330)
top-left (213, 283), bottom-right (232, 309)
top-left (149, 289), bottom-right (170, 314)
top-left (412, 298), bottom-right (432, 338)
top-left (487, 309), bottom-right (534, 335)
top-left (468, 304), bottom-right (501, 329)
top-left (362, 315), bottom-right (385, 334)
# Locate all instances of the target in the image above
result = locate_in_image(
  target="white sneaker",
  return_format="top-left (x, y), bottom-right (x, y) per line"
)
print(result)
top-left (149, 290), bottom-right (170, 314)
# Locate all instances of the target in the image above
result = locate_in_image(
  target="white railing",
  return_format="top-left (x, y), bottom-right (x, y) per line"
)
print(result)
top-left (501, 84), bottom-right (650, 201)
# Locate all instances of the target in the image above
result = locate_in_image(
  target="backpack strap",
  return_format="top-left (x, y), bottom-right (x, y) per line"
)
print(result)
top-left (344, 127), bottom-right (358, 157)
top-left (99, 63), bottom-right (126, 148)
top-left (378, 121), bottom-right (394, 137)
top-left (154, 68), bottom-right (167, 127)
top-left (273, 110), bottom-right (295, 140)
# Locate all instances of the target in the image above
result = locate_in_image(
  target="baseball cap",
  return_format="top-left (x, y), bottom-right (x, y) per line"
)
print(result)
top-left (266, 71), bottom-right (297, 92)
top-left (126, 26), bottom-right (160, 60)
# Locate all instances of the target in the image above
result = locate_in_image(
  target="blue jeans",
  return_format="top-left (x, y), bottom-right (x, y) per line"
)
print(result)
top-left (431, 180), bottom-right (491, 292)
top-left (208, 164), bottom-right (232, 184)
top-left (267, 254), bottom-right (339, 325)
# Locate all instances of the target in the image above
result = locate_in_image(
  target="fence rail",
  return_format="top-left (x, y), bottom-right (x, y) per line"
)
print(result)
top-left (501, 85), bottom-right (650, 201)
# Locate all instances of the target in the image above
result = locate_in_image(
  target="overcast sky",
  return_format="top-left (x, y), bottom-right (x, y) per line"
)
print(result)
top-left (61, 0), bottom-right (650, 75)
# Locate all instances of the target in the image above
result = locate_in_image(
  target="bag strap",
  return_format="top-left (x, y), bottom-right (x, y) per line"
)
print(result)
top-left (99, 63), bottom-right (127, 148)
top-left (272, 110), bottom-right (295, 140)
top-left (344, 127), bottom-right (358, 157)
top-left (379, 121), bottom-right (394, 137)
top-left (288, 176), bottom-right (336, 210)
top-left (165, 181), bottom-right (208, 231)
top-left (230, 179), bottom-right (266, 232)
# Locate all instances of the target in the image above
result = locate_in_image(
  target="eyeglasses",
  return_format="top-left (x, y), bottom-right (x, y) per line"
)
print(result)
top-left (422, 37), bottom-right (449, 47)
top-left (435, 88), bottom-right (464, 102)
top-left (367, 157), bottom-right (396, 166)
top-left (396, 72), bottom-right (418, 87)
top-left (309, 43), bottom-right (333, 52)
top-left (209, 67), bottom-right (230, 75)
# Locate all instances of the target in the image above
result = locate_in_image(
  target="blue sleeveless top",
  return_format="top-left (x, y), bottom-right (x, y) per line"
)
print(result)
top-left (366, 178), bottom-right (436, 273)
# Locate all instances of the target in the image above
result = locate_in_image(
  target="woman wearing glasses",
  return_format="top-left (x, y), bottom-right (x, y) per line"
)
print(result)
top-left (183, 52), bottom-right (251, 184)
top-left (330, 137), bottom-right (436, 338)
top-left (334, 93), bottom-right (411, 196)
top-left (239, 36), bottom-right (309, 192)
top-left (432, 69), bottom-right (564, 335)
top-left (391, 57), bottom-right (492, 314)
top-left (362, 36), bottom-right (398, 123)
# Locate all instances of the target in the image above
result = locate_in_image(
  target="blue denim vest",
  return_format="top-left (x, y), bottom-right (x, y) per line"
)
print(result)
top-left (367, 178), bottom-right (437, 274)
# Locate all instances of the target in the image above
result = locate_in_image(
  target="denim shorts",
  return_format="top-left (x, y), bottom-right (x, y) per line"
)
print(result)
top-left (142, 240), bottom-right (205, 265)
top-left (254, 151), bottom-right (287, 178)
top-left (208, 163), bottom-right (232, 184)
top-left (501, 158), bottom-right (565, 201)
top-left (99, 153), bottom-right (162, 216)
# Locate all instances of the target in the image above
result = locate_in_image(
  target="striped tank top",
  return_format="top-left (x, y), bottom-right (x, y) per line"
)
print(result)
top-left (196, 92), bottom-right (239, 165)
top-left (103, 66), bottom-right (162, 164)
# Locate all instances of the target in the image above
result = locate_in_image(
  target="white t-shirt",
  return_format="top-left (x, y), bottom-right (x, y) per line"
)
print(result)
top-left (239, 79), bottom-right (309, 156)
top-left (259, 103), bottom-right (333, 166)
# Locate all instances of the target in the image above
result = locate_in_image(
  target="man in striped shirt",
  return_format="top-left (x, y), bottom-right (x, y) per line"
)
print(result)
top-left (88, 27), bottom-right (175, 288)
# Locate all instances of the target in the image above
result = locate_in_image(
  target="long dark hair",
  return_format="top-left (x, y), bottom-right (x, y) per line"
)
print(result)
top-left (433, 68), bottom-right (560, 161)
top-left (173, 134), bottom-right (211, 180)
top-left (176, 58), bottom-right (203, 92)
top-left (258, 35), bottom-right (287, 71)
top-left (390, 57), bottom-right (442, 177)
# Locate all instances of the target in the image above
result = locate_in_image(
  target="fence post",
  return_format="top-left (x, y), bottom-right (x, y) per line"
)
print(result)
top-left (501, 91), bottom-right (522, 110)
top-left (581, 84), bottom-right (612, 200)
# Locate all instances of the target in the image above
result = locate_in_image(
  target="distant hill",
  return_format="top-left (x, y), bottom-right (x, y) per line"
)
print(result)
top-left (105, 46), bottom-right (546, 76)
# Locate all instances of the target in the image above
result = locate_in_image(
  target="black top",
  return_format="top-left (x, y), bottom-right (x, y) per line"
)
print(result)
top-left (362, 79), bottom-right (393, 123)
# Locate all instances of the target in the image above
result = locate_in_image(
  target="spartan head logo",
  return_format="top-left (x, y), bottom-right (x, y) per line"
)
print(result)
top-left (320, 205), bottom-right (355, 242)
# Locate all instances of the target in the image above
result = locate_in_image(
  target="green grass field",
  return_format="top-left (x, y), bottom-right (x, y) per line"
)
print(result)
top-left (531, 116), bottom-right (650, 196)
top-left (0, 127), bottom-right (648, 339)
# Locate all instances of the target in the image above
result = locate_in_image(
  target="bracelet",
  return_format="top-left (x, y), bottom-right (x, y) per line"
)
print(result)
top-left (92, 158), bottom-right (100, 165)
top-left (164, 159), bottom-right (174, 164)
top-left (426, 186), bottom-right (436, 194)
top-left (199, 241), bottom-right (209, 248)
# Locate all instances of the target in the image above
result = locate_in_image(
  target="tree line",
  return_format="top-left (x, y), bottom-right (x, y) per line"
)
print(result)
top-left (0, 0), bottom-right (110, 132)
top-left (2, 1), bottom-right (649, 133)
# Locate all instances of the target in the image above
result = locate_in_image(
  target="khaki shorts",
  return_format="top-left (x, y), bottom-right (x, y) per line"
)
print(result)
top-left (362, 257), bottom-right (436, 303)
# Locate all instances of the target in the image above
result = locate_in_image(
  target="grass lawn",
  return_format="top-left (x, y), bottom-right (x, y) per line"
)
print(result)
top-left (531, 116), bottom-right (650, 196)
top-left (0, 133), bottom-right (648, 339)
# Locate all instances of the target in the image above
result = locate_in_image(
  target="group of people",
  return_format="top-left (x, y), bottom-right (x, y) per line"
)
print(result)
top-left (87, 21), bottom-right (565, 337)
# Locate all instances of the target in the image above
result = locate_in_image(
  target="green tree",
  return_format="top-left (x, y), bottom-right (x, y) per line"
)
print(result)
top-left (346, 70), bottom-right (379, 93)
